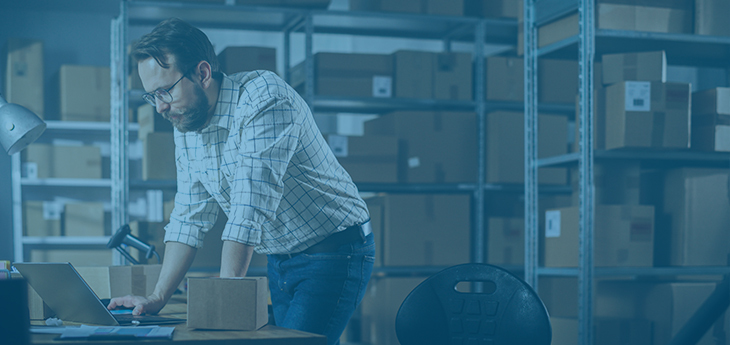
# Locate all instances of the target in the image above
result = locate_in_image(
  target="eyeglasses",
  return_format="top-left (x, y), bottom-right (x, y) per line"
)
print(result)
top-left (141, 67), bottom-right (193, 107)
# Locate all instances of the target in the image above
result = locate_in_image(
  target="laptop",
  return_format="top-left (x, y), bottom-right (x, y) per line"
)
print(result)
top-left (14, 262), bottom-right (185, 326)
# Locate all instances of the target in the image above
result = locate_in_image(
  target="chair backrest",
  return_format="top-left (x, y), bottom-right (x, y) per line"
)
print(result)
top-left (395, 263), bottom-right (551, 345)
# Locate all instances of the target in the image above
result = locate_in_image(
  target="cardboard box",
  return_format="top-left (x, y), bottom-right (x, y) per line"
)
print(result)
top-left (427, 0), bottom-right (463, 16)
top-left (466, 0), bottom-right (519, 18)
top-left (30, 249), bottom-right (113, 266)
top-left (692, 125), bottom-right (730, 152)
top-left (571, 87), bottom-right (607, 152)
top-left (364, 111), bottom-right (477, 183)
top-left (695, 0), bottom-right (730, 36)
top-left (486, 56), bottom-right (523, 102)
top-left (22, 144), bottom-right (52, 179)
top-left (137, 104), bottom-right (173, 141)
top-left (5, 38), bottom-right (43, 118)
top-left (486, 111), bottom-right (568, 185)
top-left (217, 46), bottom-right (277, 75)
top-left (550, 317), bottom-right (653, 345)
top-left (366, 194), bottom-right (471, 266)
top-left (598, 2), bottom-right (692, 34)
top-left (60, 65), bottom-right (111, 122)
top-left (433, 52), bottom-right (472, 100)
top-left (393, 50), bottom-right (434, 99)
top-left (487, 217), bottom-right (524, 266)
top-left (539, 13), bottom-right (579, 48)
top-left (664, 168), bottom-right (730, 266)
top-left (187, 277), bottom-right (268, 330)
top-left (604, 81), bottom-right (691, 150)
top-left (692, 88), bottom-right (730, 151)
top-left (486, 56), bottom-right (578, 104)
top-left (142, 132), bottom-right (176, 180)
top-left (327, 135), bottom-right (400, 183)
top-left (53, 145), bottom-right (103, 179)
top-left (23, 201), bottom-right (61, 237)
top-left (75, 265), bottom-right (162, 300)
top-left (544, 205), bottom-right (654, 267)
top-left (693, 87), bottom-right (730, 116)
top-left (602, 51), bottom-right (667, 85)
top-left (291, 52), bottom-right (393, 98)
top-left (64, 202), bottom-right (104, 237)
top-left (360, 277), bottom-right (426, 345)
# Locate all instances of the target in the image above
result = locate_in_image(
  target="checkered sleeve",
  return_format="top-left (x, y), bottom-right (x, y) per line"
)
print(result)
top-left (221, 88), bottom-right (301, 246)
top-left (164, 133), bottom-right (220, 248)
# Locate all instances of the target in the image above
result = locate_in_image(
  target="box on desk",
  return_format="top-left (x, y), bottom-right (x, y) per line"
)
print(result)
top-left (187, 277), bottom-right (268, 330)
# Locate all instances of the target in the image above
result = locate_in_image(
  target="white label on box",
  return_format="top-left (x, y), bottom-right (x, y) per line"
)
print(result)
top-left (327, 135), bottom-right (349, 157)
top-left (372, 76), bottom-right (392, 98)
top-left (408, 157), bottom-right (421, 168)
top-left (624, 81), bottom-right (651, 112)
top-left (147, 189), bottom-right (164, 222)
top-left (23, 162), bottom-right (38, 179)
top-left (545, 210), bottom-right (561, 238)
top-left (43, 202), bottom-right (62, 220)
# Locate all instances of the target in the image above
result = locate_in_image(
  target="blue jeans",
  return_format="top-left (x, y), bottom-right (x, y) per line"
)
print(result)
top-left (267, 233), bottom-right (375, 345)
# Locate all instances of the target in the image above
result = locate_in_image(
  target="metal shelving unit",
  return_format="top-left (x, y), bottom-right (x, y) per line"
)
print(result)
top-left (524, 0), bottom-right (730, 344)
top-left (10, 120), bottom-right (128, 262)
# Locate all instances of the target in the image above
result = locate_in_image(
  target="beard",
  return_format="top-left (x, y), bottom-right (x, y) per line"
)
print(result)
top-left (161, 83), bottom-right (211, 133)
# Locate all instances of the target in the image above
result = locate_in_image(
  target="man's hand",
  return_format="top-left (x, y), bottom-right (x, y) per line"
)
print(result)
top-left (107, 294), bottom-right (166, 316)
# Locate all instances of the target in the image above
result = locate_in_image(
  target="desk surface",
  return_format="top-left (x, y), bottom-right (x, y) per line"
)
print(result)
top-left (30, 296), bottom-right (326, 345)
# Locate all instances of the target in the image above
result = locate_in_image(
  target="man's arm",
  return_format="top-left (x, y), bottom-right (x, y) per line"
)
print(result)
top-left (220, 240), bottom-right (255, 277)
top-left (107, 242), bottom-right (196, 315)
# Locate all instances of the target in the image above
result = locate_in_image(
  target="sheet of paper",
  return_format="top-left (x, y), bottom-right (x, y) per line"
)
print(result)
top-left (58, 325), bottom-right (175, 339)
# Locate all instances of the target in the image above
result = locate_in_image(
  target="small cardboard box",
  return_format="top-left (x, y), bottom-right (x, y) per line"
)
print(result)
top-left (60, 65), bottom-right (111, 122)
top-left (486, 111), bottom-right (568, 185)
top-left (433, 52), bottom-right (472, 101)
top-left (393, 50), bottom-right (434, 99)
top-left (5, 38), bottom-right (44, 118)
top-left (137, 104), bottom-right (173, 141)
top-left (692, 87), bottom-right (730, 116)
top-left (23, 201), bottom-right (61, 237)
top-left (217, 46), bottom-right (277, 75)
top-left (142, 132), bottom-right (176, 181)
top-left (695, 0), bottom-right (730, 36)
top-left (64, 202), bottom-right (105, 237)
top-left (544, 205), bottom-right (654, 267)
top-left (663, 168), bottom-right (730, 266)
top-left (53, 145), bottom-right (103, 179)
top-left (291, 52), bottom-right (393, 98)
top-left (327, 134), bottom-right (400, 183)
top-left (604, 81), bottom-right (691, 150)
top-left (22, 144), bottom-right (52, 179)
top-left (187, 277), bottom-right (268, 330)
top-left (76, 265), bottom-right (162, 300)
top-left (602, 51), bottom-right (667, 85)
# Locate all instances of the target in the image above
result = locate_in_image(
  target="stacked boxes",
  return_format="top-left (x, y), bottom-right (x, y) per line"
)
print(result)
top-left (22, 144), bottom-right (102, 179)
top-left (326, 134), bottom-right (400, 183)
top-left (692, 87), bottom-right (730, 152)
top-left (291, 52), bottom-right (393, 98)
top-left (485, 56), bottom-right (579, 104)
top-left (217, 46), bottom-right (277, 75)
top-left (695, 0), bottom-right (730, 36)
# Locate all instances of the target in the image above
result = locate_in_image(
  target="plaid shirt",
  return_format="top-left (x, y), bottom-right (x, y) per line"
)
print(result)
top-left (164, 71), bottom-right (369, 254)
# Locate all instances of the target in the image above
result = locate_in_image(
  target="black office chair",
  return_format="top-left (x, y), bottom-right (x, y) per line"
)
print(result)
top-left (395, 263), bottom-right (551, 345)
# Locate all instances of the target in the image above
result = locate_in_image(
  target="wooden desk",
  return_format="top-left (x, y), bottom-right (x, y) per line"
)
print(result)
top-left (30, 296), bottom-right (326, 345)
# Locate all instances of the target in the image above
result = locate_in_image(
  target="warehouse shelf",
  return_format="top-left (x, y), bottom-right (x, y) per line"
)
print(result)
top-left (131, 179), bottom-right (177, 190)
top-left (539, 266), bottom-right (730, 277)
top-left (539, 29), bottom-right (730, 67)
top-left (21, 178), bottom-right (112, 188)
top-left (22, 236), bottom-right (112, 246)
top-left (537, 150), bottom-right (730, 168)
top-left (125, 1), bottom-right (515, 43)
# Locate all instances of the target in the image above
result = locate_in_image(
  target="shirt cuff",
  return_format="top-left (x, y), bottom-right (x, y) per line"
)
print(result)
top-left (221, 219), bottom-right (263, 247)
top-left (163, 222), bottom-right (207, 249)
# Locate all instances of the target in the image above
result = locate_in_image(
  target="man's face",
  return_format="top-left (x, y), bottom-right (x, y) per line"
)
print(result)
top-left (138, 56), bottom-right (210, 133)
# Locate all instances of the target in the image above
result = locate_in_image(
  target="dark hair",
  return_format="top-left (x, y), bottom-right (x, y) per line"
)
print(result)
top-left (132, 18), bottom-right (220, 74)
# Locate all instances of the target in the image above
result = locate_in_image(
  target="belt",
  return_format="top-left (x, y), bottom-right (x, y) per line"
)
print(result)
top-left (279, 221), bottom-right (372, 259)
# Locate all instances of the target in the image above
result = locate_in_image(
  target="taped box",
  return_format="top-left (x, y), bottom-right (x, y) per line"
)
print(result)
top-left (187, 277), bottom-right (268, 330)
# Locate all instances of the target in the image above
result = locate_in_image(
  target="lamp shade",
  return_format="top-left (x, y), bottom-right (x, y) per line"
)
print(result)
top-left (0, 95), bottom-right (46, 155)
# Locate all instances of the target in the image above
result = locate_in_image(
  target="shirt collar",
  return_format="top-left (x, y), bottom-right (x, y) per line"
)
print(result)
top-left (197, 73), bottom-right (239, 133)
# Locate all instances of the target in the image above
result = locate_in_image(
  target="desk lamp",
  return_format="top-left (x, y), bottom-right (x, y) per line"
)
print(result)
top-left (0, 93), bottom-right (46, 155)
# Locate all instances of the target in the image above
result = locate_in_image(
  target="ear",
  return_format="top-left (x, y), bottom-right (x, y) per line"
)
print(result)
top-left (195, 60), bottom-right (214, 89)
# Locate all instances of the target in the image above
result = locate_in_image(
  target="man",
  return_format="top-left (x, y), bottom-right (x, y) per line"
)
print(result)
top-left (108, 18), bottom-right (374, 345)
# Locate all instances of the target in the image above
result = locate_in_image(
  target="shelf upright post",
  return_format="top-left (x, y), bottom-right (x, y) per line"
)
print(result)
top-left (473, 20), bottom-right (487, 267)
top-left (111, 0), bottom-right (130, 266)
top-left (523, 0), bottom-right (539, 290)
top-left (304, 13), bottom-right (315, 112)
top-left (12, 153), bottom-right (23, 262)
top-left (577, 0), bottom-right (596, 344)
